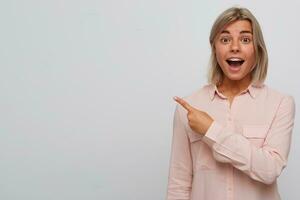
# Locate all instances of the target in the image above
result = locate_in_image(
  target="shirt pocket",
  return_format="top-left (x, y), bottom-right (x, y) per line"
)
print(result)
top-left (187, 130), bottom-right (203, 143)
top-left (242, 124), bottom-right (270, 147)
top-left (185, 122), bottom-right (203, 143)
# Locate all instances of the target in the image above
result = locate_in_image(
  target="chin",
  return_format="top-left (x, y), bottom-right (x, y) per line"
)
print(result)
top-left (225, 74), bottom-right (245, 81)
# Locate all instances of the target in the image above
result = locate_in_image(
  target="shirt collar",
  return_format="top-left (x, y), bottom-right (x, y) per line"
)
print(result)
top-left (208, 82), bottom-right (263, 101)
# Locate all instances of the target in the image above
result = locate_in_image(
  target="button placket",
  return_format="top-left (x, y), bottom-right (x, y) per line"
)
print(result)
top-left (228, 114), bottom-right (232, 121)
top-left (227, 96), bottom-right (238, 123)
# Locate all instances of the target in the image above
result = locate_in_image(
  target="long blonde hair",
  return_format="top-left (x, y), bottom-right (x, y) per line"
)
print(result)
top-left (207, 7), bottom-right (268, 87)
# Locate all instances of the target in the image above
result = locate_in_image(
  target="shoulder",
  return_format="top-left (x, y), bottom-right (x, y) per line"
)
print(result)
top-left (181, 83), bottom-right (212, 101)
top-left (263, 84), bottom-right (295, 112)
top-left (264, 84), bottom-right (294, 101)
top-left (175, 84), bottom-right (213, 115)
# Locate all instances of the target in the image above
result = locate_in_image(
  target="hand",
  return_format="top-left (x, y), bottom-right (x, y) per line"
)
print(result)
top-left (173, 96), bottom-right (214, 135)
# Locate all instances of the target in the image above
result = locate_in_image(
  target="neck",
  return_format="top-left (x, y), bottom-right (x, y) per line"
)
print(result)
top-left (217, 75), bottom-right (252, 96)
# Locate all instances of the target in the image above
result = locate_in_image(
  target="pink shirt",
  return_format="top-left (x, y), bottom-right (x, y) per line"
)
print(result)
top-left (166, 83), bottom-right (296, 200)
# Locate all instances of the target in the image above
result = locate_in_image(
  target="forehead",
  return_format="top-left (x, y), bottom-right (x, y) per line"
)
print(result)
top-left (220, 20), bottom-right (252, 34)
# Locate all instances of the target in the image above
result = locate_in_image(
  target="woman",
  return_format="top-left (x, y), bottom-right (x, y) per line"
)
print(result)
top-left (166, 7), bottom-right (296, 200)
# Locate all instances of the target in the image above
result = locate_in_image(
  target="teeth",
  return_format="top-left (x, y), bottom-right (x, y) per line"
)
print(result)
top-left (227, 58), bottom-right (243, 61)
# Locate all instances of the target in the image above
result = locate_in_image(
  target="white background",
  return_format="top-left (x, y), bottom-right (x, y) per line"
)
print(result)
top-left (0, 0), bottom-right (299, 199)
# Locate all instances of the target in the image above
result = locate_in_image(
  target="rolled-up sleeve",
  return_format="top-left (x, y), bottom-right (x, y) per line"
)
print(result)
top-left (202, 95), bottom-right (296, 185)
top-left (166, 105), bottom-right (193, 200)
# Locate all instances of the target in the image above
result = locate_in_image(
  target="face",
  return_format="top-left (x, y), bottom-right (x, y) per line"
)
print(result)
top-left (214, 20), bottom-right (255, 84)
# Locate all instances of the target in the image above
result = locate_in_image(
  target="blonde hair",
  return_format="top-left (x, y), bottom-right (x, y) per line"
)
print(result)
top-left (207, 7), bottom-right (268, 87)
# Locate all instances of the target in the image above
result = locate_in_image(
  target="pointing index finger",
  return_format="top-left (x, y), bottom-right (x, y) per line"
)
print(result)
top-left (173, 96), bottom-right (193, 112)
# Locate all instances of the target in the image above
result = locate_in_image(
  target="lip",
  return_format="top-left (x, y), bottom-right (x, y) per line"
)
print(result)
top-left (226, 57), bottom-right (244, 60)
top-left (228, 65), bottom-right (242, 72)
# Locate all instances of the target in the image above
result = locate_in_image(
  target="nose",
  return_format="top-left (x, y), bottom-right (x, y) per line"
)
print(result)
top-left (230, 39), bottom-right (240, 53)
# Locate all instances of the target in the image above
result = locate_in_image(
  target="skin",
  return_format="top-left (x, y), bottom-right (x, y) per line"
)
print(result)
top-left (174, 20), bottom-right (256, 135)
top-left (215, 20), bottom-right (255, 104)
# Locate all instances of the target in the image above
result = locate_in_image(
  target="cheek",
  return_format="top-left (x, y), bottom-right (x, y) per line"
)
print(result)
top-left (215, 46), bottom-right (226, 63)
top-left (245, 45), bottom-right (255, 61)
top-left (247, 51), bottom-right (256, 66)
top-left (215, 52), bottom-right (224, 67)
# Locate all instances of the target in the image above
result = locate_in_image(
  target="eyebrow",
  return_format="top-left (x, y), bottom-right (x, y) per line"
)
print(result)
top-left (220, 30), bottom-right (252, 34)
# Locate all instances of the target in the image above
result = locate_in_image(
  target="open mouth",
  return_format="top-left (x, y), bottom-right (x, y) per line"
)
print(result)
top-left (226, 58), bottom-right (245, 67)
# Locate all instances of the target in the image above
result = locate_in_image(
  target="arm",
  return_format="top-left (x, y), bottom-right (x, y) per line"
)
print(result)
top-left (166, 105), bottom-right (193, 200)
top-left (203, 97), bottom-right (295, 184)
top-left (202, 95), bottom-right (296, 185)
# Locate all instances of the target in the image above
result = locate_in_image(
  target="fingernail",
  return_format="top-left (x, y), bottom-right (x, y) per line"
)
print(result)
top-left (173, 96), bottom-right (178, 100)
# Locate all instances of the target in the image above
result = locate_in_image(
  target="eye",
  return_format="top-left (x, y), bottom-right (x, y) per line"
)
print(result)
top-left (220, 37), bottom-right (231, 44)
top-left (241, 37), bottom-right (251, 44)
